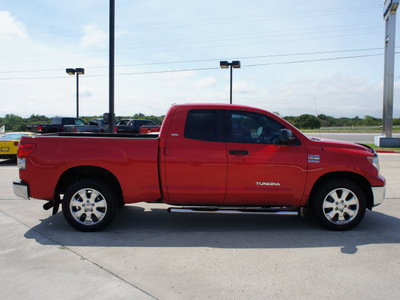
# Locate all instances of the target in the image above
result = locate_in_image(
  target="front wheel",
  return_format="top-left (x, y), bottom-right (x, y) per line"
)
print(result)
top-left (62, 179), bottom-right (117, 231)
top-left (312, 179), bottom-right (366, 231)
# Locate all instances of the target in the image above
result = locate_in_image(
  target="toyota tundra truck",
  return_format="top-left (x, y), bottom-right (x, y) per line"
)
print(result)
top-left (13, 104), bottom-right (386, 231)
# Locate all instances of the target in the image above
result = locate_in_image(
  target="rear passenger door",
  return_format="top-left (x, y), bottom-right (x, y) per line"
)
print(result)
top-left (164, 108), bottom-right (227, 204)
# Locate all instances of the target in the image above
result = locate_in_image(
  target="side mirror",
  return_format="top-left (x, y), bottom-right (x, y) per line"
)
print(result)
top-left (280, 129), bottom-right (296, 144)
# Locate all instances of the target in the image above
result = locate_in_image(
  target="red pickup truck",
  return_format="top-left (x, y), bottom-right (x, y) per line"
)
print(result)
top-left (13, 104), bottom-right (386, 231)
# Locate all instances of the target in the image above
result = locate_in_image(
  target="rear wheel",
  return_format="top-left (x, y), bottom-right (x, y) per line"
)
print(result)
top-left (62, 179), bottom-right (116, 231)
top-left (313, 178), bottom-right (366, 231)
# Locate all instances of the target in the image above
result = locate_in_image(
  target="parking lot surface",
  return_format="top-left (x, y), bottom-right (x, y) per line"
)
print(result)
top-left (1, 154), bottom-right (399, 299)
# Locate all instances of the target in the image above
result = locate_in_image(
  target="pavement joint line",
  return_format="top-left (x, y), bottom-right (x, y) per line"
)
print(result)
top-left (0, 209), bottom-right (159, 300)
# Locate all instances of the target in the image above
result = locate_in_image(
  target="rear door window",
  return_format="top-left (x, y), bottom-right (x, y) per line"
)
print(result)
top-left (184, 110), bottom-right (220, 142)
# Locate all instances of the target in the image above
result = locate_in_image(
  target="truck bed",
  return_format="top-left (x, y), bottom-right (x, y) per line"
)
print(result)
top-left (19, 133), bottom-right (161, 203)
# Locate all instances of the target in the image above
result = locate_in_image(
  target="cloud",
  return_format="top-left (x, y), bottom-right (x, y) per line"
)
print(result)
top-left (249, 75), bottom-right (386, 118)
top-left (158, 70), bottom-right (195, 86)
top-left (0, 11), bottom-right (29, 41)
top-left (80, 24), bottom-right (107, 48)
top-left (193, 76), bottom-right (217, 88)
top-left (80, 88), bottom-right (92, 98)
top-left (234, 80), bottom-right (257, 94)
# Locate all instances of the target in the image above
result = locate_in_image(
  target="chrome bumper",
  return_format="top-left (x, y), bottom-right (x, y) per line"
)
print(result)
top-left (13, 180), bottom-right (30, 200)
top-left (372, 186), bottom-right (386, 207)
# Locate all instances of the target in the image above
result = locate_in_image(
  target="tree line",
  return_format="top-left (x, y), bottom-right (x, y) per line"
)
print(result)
top-left (1, 112), bottom-right (399, 132)
top-left (283, 114), bottom-right (400, 129)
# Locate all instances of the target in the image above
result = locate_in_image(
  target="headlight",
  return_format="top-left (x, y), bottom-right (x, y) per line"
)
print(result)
top-left (367, 156), bottom-right (380, 171)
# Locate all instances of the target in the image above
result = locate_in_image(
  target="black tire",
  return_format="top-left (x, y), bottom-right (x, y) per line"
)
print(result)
top-left (312, 178), bottom-right (366, 231)
top-left (62, 178), bottom-right (117, 232)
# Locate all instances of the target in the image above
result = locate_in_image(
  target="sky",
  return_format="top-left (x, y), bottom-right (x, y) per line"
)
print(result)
top-left (0, 0), bottom-right (399, 119)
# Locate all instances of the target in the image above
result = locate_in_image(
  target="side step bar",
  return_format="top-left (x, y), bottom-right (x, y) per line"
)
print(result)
top-left (167, 206), bottom-right (302, 216)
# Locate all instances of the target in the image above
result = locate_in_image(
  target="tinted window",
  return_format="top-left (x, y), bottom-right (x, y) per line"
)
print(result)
top-left (136, 120), bottom-right (154, 127)
top-left (51, 118), bottom-right (62, 125)
top-left (63, 119), bottom-right (75, 125)
top-left (75, 119), bottom-right (86, 125)
top-left (119, 120), bottom-right (129, 125)
top-left (184, 110), bottom-right (219, 142)
top-left (229, 111), bottom-right (285, 144)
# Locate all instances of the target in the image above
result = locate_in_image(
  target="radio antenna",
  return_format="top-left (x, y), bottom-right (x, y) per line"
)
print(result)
top-left (313, 95), bottom-right (322, 140)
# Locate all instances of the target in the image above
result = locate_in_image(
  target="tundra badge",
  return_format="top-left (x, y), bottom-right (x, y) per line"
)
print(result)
top-left (256, 182), bottom-right (280, 186)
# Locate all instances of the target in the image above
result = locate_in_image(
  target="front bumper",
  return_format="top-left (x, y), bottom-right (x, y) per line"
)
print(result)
top-left (372, 186), bottom-right (385, 207)
top-left (13, 180), bottom-right (30, 200)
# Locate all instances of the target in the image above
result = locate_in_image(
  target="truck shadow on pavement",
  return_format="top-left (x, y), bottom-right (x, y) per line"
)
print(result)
top-left (24, 205), bottom-right (400, 254)
top-left (0, 158), bottom-right (16, 166)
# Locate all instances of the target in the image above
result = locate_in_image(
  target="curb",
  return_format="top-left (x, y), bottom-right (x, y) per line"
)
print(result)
top-left (376, 150), bottom-right (400, 154)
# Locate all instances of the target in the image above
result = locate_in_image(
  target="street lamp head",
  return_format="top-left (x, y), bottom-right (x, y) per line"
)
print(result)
top-left (220, 61), bottom-right (229, 69)
top-left (66, 68), bottom-right (76, 75)
top-left (232, 61), bottom-right (241, 68)
top-left (76, 68), bottom-right (85, 75)
top-left (66, 68), bottom-right (85, 75)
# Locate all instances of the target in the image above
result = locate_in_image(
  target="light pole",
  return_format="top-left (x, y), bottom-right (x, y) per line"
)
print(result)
top-left (66, 68), bottom-right (85, 118)
top-left (375, 0), bottom-right (400, 147)
top-left (220, 60), bottom-right (240, 104)
top-left (109, 0), bottom-right (115, 133)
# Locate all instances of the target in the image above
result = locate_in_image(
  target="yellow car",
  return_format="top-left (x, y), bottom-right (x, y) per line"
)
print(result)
top-left (0, 132), bottom-right (35, 159)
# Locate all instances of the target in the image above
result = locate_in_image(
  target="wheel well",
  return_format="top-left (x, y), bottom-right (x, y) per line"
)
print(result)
top-left (55, 166), bottom-right (123, 204)
top-left (308, 172), bottom-right (373, 210)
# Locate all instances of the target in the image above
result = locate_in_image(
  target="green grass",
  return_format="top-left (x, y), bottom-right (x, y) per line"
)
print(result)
top-left (365, 144), bottom-right (400, 151)
top-left (303, 127), bottom-right (400, 133)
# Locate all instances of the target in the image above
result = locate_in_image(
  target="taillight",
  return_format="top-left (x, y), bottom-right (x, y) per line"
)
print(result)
top-left (73, 128), bottom-right (77, 133)
top-left (17, 143), bottom-right (36, 158)
top-left (38, 125), bottom-right (42, 132)
top-left (114, 126), bottom-right (118, 133)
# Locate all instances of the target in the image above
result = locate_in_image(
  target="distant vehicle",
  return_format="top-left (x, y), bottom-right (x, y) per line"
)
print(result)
top-left (89, 118), bottom-right (107, 127)
top-left (63, 118), bottom-right (108, 133)
top-left (28, 117), bottom-right (88, 133)
top-left (114, 119), bottom-right (161, 133)
top-left (90, 118), bottom-right (110, 133)
top-left (0, 132), bottom-right (34, 159)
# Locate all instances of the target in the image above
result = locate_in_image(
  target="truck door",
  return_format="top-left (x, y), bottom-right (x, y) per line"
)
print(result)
top-left (225, 110), bottom-right (307, 206)
top-left (163, 108), bottom-right (227, 204)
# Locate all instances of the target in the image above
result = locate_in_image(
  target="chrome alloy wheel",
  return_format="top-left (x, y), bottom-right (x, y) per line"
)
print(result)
top-left (69, 188), bottom-right (107, 226)
top-left (322, 188), bottom-right (359, 225)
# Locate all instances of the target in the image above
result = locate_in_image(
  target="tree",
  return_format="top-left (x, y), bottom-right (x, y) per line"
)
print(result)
top-left (283, 116), bottom-right (296, 125)
top-left (363, 115), bottom-right (379, 126)
top-left (317, 114), bottom-right (336, 127)
top-left (4, 114), bottom-right (27, 132)
top-left (293, 114), bottom-right (321, 129)
top-left (27, 114), bottom-right (50, 124)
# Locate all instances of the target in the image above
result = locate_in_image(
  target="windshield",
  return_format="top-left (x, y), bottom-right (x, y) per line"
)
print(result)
top-left (0, 133), bottom-right (30, 140)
